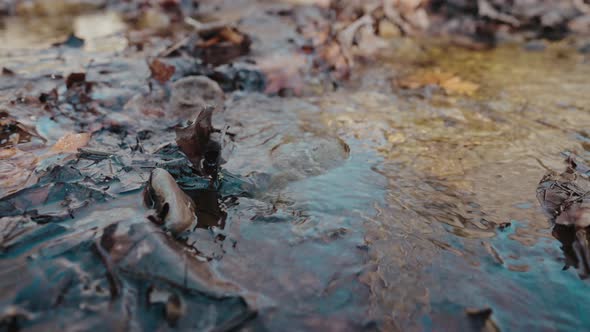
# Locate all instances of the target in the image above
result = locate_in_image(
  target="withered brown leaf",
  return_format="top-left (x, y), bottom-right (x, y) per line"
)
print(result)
top-left (175, 107), bottom-right (221, 175)
top-left (149, 59), bottom-right (176, 84)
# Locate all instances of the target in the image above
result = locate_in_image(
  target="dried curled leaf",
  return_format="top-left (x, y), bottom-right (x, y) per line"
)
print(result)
top-left (149, 59), bottom-right (176, 84)
top-left (175, 107), bottom-right (221, 175)
top-left (397, 69), bottom-right (479, 96)
top-left (51, 132), bottom-right (91, 153)
top-left (144, 168), bottom-right (196, 235)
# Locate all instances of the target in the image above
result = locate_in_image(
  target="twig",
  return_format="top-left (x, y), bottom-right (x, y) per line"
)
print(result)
top-left (158, 36), bottom-right (191, 57)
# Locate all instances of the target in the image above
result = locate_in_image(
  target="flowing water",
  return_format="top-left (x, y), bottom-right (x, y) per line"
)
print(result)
top-left (1, 5), bottom-right (590, 332)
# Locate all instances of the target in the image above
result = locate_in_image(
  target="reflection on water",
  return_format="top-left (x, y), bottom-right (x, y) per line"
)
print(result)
top-left (322, 42), bottom-right (590, 331)
top-left (2, 6), bottom-right (590, 331)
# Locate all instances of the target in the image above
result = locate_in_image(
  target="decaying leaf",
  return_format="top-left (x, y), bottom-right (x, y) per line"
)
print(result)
top-left (149, 59), bottom-right (176, 84)
top-left (396, 69), bottom-right (479, 96)
top-left (0, 113), bottom-right (37, 147)
top-left (537, 157), bottom-right (590, 279)
top-left (175, 107), bottom-right (221, 175)
top-left (51, 132), bottom-right (91, 153)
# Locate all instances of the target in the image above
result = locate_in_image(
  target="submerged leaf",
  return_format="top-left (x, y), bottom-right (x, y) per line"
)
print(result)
top-left (397, 69), bottom-right (479, 95)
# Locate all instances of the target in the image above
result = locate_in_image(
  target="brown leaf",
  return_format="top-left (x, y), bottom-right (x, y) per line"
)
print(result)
top-left (51, 132), bottom-right (91, 153)
top-left (149, 59), bottom-right (176, 84)
top-left (195, 27), bottom-right (251, 66)
top-left (218, 27), bottom-right (244, 44)
top-left (397, 69), bottom-right (479, 96)
top-left (440, 76), bottom-right (479, 96)
top-left (175, 107), bottom-right (221, 175)
top-left (66, 72), bottom-right (86, 89)
top-left (2, 67), bottom-right (15, 76)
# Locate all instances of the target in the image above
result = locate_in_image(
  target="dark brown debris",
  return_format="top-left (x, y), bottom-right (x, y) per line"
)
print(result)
top-left (65, 72), bottom-right (87, 89)
top-left (149, 58), bottom-right (176, 84)
top-left (194, 26), bottom-right (252, 66)
top-left (537, 157), bottom-right (590, 279)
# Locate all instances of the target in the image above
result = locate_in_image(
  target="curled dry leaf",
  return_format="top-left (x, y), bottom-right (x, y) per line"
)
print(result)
top-left (144, 168), bottom-right (196, 235)
top-left (51, 132), bottom-right (91, 153)
top-left (175, 107), bottom-right (221, 175)
top-left (396, 69), bottom-right (479, 96)
top-left (149, 59), bottom-right (176, 84)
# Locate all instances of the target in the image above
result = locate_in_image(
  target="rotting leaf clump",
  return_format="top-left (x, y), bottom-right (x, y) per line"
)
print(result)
top-left (537, 157), bottom-right (590, 278)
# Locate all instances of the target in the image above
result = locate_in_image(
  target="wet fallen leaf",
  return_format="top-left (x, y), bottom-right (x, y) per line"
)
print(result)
top-left (0, 148), bottom-right (37, 199)
top-left (397, 69), bottom-right (479, 96)
top-left (51, 133), bottom-right (91, 153)
top-left (149, 59), bottom-right (176, 84)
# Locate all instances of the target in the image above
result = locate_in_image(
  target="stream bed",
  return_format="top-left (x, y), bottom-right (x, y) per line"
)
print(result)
top-left (1, 2), bottom-right (590, 331)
